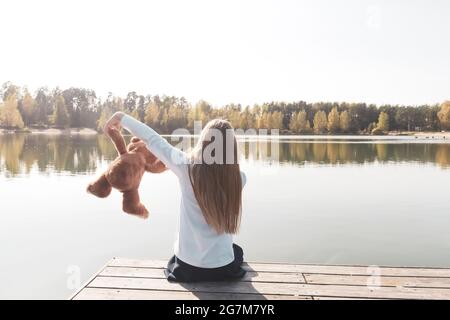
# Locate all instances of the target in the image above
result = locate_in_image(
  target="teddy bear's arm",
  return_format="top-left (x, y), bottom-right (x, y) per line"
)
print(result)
top-left (145, 160), bottom-right (167, 173)
top-left (107, 127), bottom-right (128, 155)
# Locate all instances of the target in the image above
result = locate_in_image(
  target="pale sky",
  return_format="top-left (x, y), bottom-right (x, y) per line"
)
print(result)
top-left (1, 0), bottom-right (449, 106)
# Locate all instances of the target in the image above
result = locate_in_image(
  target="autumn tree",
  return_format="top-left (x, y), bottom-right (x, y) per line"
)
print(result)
top-left (257, 112), bottom-right (268, 129)
top-left (437, 101), bottom-right (450, 130)
top-left (239, 107), bottom-right (254, 130)
top-left (188, 100), bottom-right (211, 129)
top-left (289, 112), bottom-right (300, 132)
top-left (97, 95), bottom-right (124, 131)
top-left (377, 111), bottom-right (390, 132)
top-left (313, 110), bottom-right (327, 134)
top-left (327, 107), bottom-right (340, 133)
top-left (268, 111), bottom-right (283, 130)
top-left (289, 110), bottom-right (311, 133)
top-left (339, 110), bottom-right (351, 133)
top-left (144, 101), bottom-right (162, 131)
top-left (97, 108), bottom-right (113, 131)
top-left (0, 81), bottom-right (448, 134)
top-left (221, 104), bottom-right (242, 129)
top-left (0, 93), bottom-right (24, 129)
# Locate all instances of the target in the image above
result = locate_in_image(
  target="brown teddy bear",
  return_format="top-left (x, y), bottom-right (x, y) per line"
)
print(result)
top-left (87, 126), bottom-right (166, 219)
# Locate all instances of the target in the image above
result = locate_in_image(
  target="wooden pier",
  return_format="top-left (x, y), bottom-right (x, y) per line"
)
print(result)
top-left (71, 258), bottom-right (450, 300)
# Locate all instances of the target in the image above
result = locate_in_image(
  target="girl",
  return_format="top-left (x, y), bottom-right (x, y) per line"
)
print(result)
top-left (104, 112), bottom-right (246, 282)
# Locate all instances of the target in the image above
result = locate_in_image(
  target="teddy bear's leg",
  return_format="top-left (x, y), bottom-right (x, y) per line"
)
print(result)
top-left (122, 189), bottom-right (149, 219)
top-left (87, 173), bottom-right (112, 198)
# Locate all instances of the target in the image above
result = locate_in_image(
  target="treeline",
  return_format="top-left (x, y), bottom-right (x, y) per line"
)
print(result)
top-left (1, 82), bottom-right (449, 134)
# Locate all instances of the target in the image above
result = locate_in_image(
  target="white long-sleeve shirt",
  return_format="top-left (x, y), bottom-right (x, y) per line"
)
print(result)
top-left (121, 115), bottom-right (246, 268)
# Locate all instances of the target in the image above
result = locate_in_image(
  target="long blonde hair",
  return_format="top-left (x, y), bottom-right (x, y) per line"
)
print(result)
top-left (189, 119), bottom-right (242, 234)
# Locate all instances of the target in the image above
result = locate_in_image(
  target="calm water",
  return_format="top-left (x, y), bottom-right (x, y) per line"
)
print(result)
top-left (1, 133), bottom-right (450, 299)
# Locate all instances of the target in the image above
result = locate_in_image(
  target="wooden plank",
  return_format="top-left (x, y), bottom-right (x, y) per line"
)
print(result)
top-left (74, 287), bottom-right (311, 300)
top-left (298, 284), bottom-right (450, 300)
top-left (293, 266), bottom-right (450, 278)
top-left (71, 258), bottom-right (450, 300)
top-left (87, 276), bottom-right (450, 299)
top-left (109, 258), bottom-right (450, 278)
top-left (100, 266), bottom-right (304, 284)
top-left (89, 276), bottom-right (307, 296)
top-left (304, 274), bottom-right (450, 289)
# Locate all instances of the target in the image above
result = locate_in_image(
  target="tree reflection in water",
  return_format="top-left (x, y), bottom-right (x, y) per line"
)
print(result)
top-left (0, 134), bottom-right (449, 177)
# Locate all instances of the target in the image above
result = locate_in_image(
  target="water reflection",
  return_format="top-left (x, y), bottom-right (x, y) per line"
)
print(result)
top-left (0, 134), bottom-right (449, 176)
top-left (276, 142), bottom-right (450, 168)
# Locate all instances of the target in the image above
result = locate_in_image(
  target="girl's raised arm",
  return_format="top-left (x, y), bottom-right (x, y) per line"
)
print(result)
top-left (105, 112), bottom-right (187, 176)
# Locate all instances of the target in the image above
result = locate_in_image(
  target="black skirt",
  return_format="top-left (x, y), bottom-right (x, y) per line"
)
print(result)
top-left (164, 244), bottom-right (246, 282)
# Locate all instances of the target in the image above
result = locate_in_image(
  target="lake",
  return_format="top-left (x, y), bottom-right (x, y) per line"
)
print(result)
top-left (1, 133), bottom-right (450, 299)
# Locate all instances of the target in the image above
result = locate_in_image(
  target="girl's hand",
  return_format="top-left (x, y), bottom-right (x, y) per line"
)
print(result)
top-left (104, 112), bottom-right (125, 136)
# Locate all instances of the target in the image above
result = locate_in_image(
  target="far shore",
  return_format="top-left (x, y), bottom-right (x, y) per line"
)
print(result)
top-left (0, 127), bottom-right (449, 139)
top-left (0, 127), bottom-right (98, 135)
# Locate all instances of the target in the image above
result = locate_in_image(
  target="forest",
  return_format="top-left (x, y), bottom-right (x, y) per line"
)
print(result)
top-left (0, 82), bottom-right (449, 135)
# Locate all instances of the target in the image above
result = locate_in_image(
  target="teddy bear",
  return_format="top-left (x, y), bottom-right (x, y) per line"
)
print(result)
top-left (87, 126), bottom-right (166, 219)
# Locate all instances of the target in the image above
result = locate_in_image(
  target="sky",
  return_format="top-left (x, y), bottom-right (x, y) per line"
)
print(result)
top-left (1, 0), bottom-right (449, 106)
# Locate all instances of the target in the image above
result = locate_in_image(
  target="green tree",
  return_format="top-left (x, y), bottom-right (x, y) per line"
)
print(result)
top-left (395, 107), bottom-right (414, 131)
top-left (0, 93), bottom-right (24, 129)
top-left (124, 91), bottom-right (138, 113)
top-left (327, 107), bottom-right (340, 133)
top-left (35, 87), bottom-right (51, 126)
top-left (339, 110), bottom-right (351, 132)
top-left (51, 95), bottom-right (70, 128)
top-left (313, 110), bottom-right (327, 134)
top-left (62, 88), bottom-right (97, 128)
top-left (437, 101), bottom-right (450, 130)
top-left (21, 89), bottom-right (37, 126)
top-left (1, 82), bottom-right (19, 101)
top-left (376, 111), bottom-right (390, 132)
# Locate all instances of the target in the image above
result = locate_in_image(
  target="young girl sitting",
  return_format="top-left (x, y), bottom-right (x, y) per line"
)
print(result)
top-left (104, 112), bottom-right (246, 282)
